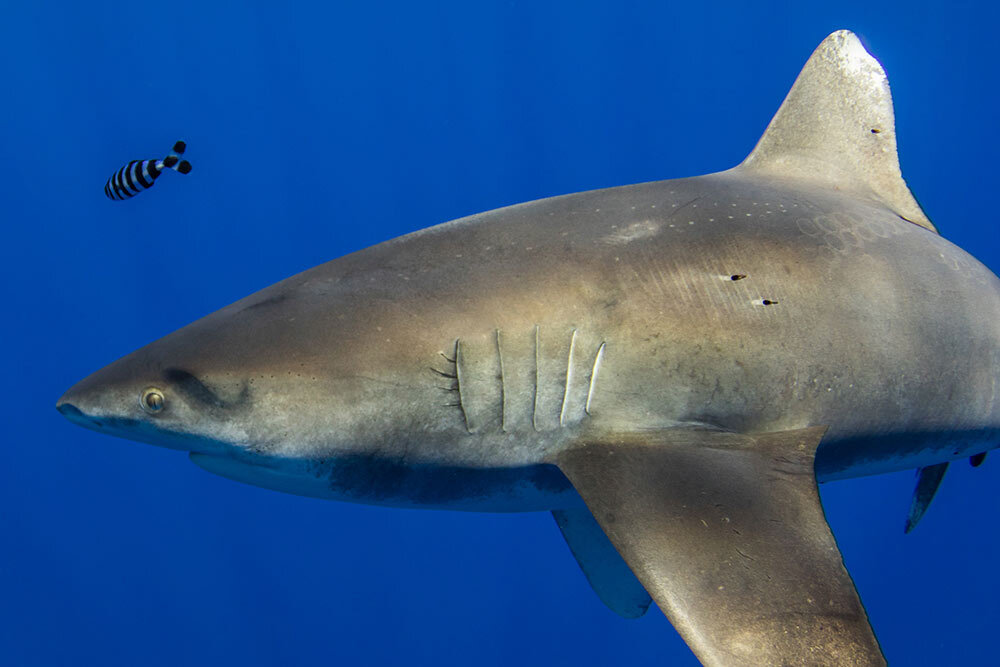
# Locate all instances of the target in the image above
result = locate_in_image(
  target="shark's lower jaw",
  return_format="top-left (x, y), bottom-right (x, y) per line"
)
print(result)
top-left (56, 402), bottom-right (145, 439)
top-left (55, 402), bottom-right (225, 455)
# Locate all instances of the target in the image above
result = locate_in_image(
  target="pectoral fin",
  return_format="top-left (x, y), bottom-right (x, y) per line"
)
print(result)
top-left (552, 508), bottom-right (652, 619)
top-left (555, 426), bottom-right (885, 667)
top-left (904, 462), bottom-right (949, 533)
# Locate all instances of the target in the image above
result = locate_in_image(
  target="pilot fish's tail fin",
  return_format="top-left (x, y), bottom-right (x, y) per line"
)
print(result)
top-left (739, 30), bottom-right (935, 233)
top-left (161, 141), bottom-right (192, 174)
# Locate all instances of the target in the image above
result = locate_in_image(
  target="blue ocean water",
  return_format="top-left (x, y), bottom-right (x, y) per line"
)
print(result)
top-left (2, 2), bottom-right (998, 665)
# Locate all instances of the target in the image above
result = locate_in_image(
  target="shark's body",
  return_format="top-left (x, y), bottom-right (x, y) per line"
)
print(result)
top-left (58, 32), bottom-right (1000, 666)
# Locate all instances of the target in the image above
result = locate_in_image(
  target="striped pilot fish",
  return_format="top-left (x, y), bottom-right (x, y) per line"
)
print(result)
top-left (104, 141), bottom-right (192, 200)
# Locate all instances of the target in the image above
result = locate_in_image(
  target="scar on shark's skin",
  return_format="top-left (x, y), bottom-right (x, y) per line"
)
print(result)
top-left (430, 344), bottom-right (471, 432)
top-left (431, 340), bottom-right (473, 433)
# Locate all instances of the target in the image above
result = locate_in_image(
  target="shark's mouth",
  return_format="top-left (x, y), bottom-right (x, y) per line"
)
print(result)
top-left (57, 402), bottom-right (149, 436)
top-left (56, 401), bottom-right (224, 455)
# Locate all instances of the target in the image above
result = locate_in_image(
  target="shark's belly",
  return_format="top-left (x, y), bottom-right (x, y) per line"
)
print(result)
top-left (814, 428), bottom-right (1000, 482)
top-left (190, 451), bottom-right (583, 512)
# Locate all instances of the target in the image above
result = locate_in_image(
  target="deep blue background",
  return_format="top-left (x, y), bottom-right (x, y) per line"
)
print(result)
top-left (2, 2), bottom-right (997, 665)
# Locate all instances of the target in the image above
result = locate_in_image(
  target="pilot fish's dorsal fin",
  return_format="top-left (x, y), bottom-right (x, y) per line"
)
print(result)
top-left (740, 30), bottom-right (936, 233)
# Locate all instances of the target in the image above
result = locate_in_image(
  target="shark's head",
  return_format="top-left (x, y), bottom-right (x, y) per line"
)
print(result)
top-left (53, 256), bottom-right (477, 491)
top-left (56, 336), bottom-right (259, 457)
top-left (54, 277), bottom-right (429, 465)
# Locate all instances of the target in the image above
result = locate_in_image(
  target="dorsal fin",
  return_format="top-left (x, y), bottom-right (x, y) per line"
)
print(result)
top-left (740, 30), bottom-right (936, 233)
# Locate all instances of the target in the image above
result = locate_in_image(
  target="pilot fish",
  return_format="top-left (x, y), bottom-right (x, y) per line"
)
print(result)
top-left (104, 141), bottom-right (191, 200)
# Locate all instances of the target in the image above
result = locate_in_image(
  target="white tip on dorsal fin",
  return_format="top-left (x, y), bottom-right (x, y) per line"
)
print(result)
top-left (740, 30), bottom-right (936, 233)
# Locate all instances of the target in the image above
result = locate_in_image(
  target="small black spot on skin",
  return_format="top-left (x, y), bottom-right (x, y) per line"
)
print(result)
top-left (730, 274), bottom-right (747, 281)
top-left (762, 299), bottom-right (778, 305)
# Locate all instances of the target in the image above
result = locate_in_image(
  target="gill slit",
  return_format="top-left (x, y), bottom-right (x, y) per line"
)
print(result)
top-left (495, 329), bottom-right (507, 433)
top-left (585, 342), bottom-right (605, 416)
top-left (454, 339), bottom-right (472, 433)
top-left (560, 329), bottom-right (577, 427)
top-left (532, 325), bottom-right (540, 432)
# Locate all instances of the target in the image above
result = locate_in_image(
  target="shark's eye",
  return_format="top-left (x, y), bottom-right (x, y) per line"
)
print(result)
top-left (140, 387), bottom-right (165, 414)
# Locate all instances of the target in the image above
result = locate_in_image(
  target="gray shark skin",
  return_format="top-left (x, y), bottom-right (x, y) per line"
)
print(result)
top-left (57, 31), bottom-right (1000, 666)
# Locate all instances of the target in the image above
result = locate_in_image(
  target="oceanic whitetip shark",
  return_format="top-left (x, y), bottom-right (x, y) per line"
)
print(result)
top-left (57, 31), bottom-right (999, 665)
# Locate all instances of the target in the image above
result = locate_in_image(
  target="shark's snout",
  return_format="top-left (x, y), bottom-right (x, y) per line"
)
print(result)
top-left (56, 387), bottom-right (108, 432)
top-left (56, 366), bottom-right (147, 435)
top-left (56, 383), bottom-right (87, 421)
top-left (55, 358), bottom-right (151, 433)
top-left (56, 400), bottom-right (84, 419)
top-left (57, 377), bottom-right (96, 417)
